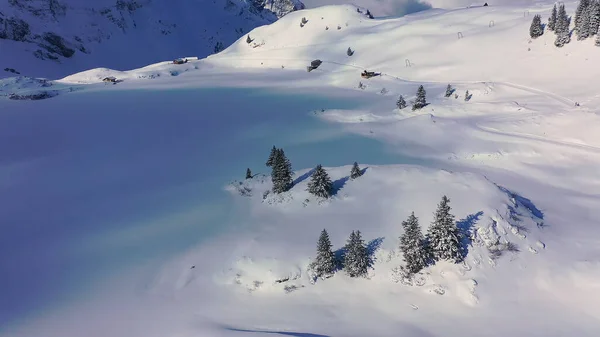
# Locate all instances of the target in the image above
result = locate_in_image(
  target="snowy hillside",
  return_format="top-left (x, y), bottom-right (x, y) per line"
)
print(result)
top-left (0, 0), bottom-right (304, 79)
top-left (2, 1), bottom-right (600, 337)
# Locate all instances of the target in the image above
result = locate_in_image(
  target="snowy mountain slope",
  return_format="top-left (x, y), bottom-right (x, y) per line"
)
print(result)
top-left (2, 1), bottom-right (600, 337)
top-left (0, 0), bottom-right (304, 79)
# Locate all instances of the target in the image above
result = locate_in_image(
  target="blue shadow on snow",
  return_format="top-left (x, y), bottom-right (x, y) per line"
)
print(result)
top-left (227, 328), bottom-right (329, 337)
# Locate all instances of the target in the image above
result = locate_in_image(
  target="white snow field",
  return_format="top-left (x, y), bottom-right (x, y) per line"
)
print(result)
top-left (2, 2), bottom-right (600, 337)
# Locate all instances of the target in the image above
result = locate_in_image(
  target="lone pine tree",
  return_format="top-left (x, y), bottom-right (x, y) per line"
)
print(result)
top-left (246, 168), bottom-right (252, 179)
top-left (312, 229), bottom-right (337, 278)
top-left (350, 162), bottom-right (363, 179)
top-left (399, 212), bottom-right (428, 274)
top-left (412, 85), bottom-right (427, 111)
top-left (427, 196), bottom-right (462, 263)
top-left (588, 1), bottom-right (600, 37)
top-left (530, 14), bottom-right (544, 38)
top-left (271, 148), bottom-right (293, 193)
top-left (575, 0), bottom-right (590, 32)
top-left (444, 84), bottom-right (454, 97)
top-left (397, 95), bottom-right (407, 109)
top-left (548, 4), bottom-right (558, 31)
top-left (307, 164), bottom-right (333, 198)
top-left (266, 145), bottom-right (277, 167)
top-left (577, 4), bottom-right (592, 40)
top-left (343, 230), bottom-right (369, 277)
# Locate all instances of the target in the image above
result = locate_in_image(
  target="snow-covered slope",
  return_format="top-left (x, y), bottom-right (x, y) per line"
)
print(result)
top-left (0, 0), bottom-right (304, 79)
top-left (2, 2), bottom-right (600, 337)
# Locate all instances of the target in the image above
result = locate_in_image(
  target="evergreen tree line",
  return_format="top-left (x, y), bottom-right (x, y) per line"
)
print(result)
top-left (311, 195), bottom-right (464, 280)
top-left (246, 148), bottom-right (364, 199)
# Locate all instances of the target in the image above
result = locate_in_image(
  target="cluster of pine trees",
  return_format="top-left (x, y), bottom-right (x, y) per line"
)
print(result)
top-left (311, 195), bottom-right (464, 281)
top-left (247, 148), bottom-right (364, 199)
top-left (547, 3), bottom-right (573, 47)
top-left (396, 85), bottom-right (427, 111)
top-left (396, 84), bottom-right (471, 111)
top-left (539, 1), bottom-right (600, 47)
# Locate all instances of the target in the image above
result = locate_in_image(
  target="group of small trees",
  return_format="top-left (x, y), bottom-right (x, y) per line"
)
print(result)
top-left (399, 196), bottom-right (462, 276)
top-left (248, 148), bottom-right (365, 199)
top-left (444, 84), bottom-right (471, 101)
top-left (396, 85), bottom-right (427, 111)
top-left (311, 195), bottom-right (463, 281)
top-left (311, 228), bottom-right (370, 278)
top-left (396, 84), bottom-right (472, 111)
top-left (547, 3), bottom-right (572, 47)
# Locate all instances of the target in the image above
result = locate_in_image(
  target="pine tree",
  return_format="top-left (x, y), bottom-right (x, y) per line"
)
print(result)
top-left (347, 47), bottom-right (354, 56)
top-left (366, 9), bottom-right (374, 19)
top-left (343, 230), bottom-right (369, 277)
top-left (548, 4), bottom-right (558, 31)
top-left (312, 229), bottom-right (337, 278)
top-left (246, 168), bottom-right (252, 179)
top-left (555, 4), bottom-right (572, 47)
top-left (464, 90), bottom-right (471, 101)
top-left (426, 196), bottom-right (462, 263)
top-left (530, 14), bottom-right (544, 38)
top-left (266, 145), bottom-right (277, 167)
top-left (350, 162), bottom-right (362, 179)
top-left (444, 84), bottom-right (453, 97)
top-left (307, 164), bottom-right (333, 198)
top-left (577, 5), bottom-right (592, 40)
top-left (399, 212), bottom-right (428, 274)
top-left (588, 1), bottom-right (600, 36)
top-left (396, 95), bottom-right (407, 109)
top-left (575, 0), bottom-right (590, 32)
top-left (271, 148), bottom-right (293, 193)
top-left (246, 35), bottom-right (253, 44)
top-left (412, 85), bottom-right (427, 111)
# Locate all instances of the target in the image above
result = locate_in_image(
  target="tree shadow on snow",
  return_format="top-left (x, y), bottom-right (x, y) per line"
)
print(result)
top-left (331, 176), bottom-right (349, 196)
top-left (495, 185), bottom-right (544, 220)
top-left (367, 237), bottom-right (385, 266)
top-left (332, 167), bottom-right (369, 196)
top-left (293, 168), bottom-right (315, 186)
top-left (457, 211), bottom-right (483, 260)
top-left (226, 328), bottom-right (329, 337)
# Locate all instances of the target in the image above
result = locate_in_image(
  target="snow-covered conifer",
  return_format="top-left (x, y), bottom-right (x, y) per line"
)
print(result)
top-left (271, 148), bottom-right (293, 193)
top-left (311, 229), bottom-right (337, 278)
top-left (548, 4), bottom-right (558, 31)
top-left (350, 162), bottom-right (362, 179)
top-left (399, 212), bottom-right (428, 274)
top-left (588, 1), bottom-right (600, 36)
top-left (266, 145), bottom-right (277, 167)
top-left (246, 168), bottom-right (252, 179)
top-left (307, 164), bottom-right (333, 198)
top-left (577, 5), bottom-right (592, 39)
top-left (426, 196), bottom-right (462, 263)
top-left (347, 47), bottom-right (354, 56)
top-left (444, 84), bottom-right (454, 97)
top-left (343, 230), bottom-right (369, 277)
top-left (530, 14), bottom-right (544, 38)
top-left (397, 95), bottom-right (407, 109)
top-left (555, 4), bottom-right (572, 47)
top-left (575, 0), bottom-right (590, 32)
top-left (412, 85), bottom-right (427, 111)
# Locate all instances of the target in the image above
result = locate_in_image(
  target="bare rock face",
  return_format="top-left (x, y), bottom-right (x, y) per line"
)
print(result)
top-left (0, 0), bottom-right (305, 78)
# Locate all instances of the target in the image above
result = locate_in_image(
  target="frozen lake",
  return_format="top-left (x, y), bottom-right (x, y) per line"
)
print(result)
top-left (0, 87), bottom-right (422, 328)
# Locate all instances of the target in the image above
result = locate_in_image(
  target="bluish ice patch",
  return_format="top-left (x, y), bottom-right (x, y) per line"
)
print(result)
top-left (0, 87), bottom-right (423, 328)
